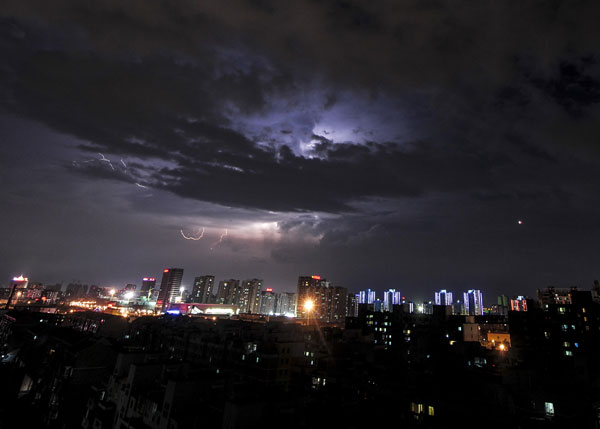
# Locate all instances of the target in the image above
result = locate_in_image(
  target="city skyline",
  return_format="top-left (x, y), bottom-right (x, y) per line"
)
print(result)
top-left (2, 2), bottom-right (600, 299)
top-left (3, 267), bottom-right (599, 305)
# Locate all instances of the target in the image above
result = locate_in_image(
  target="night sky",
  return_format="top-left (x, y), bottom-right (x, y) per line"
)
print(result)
top-left (2, 1), bottom-right (600, 300)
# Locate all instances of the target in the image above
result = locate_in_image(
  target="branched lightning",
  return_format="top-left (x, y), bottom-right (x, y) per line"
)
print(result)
top-left (210, 229), bottom-right (228, 250)
top-left (98, 153), bottom-right (115, 170)
top-left (135, 182), bottom-right (149, 189)
top-left (180, 227), bottom-right (205, 240)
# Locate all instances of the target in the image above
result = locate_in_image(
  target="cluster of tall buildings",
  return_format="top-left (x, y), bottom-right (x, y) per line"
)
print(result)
top-left (152, 269), bottom-right (297, 316)
top-left (6, 270), bottom-right (567, 322)
top-left (352, 288), bottom-right (486, 316)
top-left (296, 275), bottom-right (347, 322)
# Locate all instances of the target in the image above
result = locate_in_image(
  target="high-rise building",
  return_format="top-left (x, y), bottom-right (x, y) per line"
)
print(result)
top-left (463, 290), bottom-right (484, 316)
top-left (358, 289), bottom-right (376, 304)
top-left (510, 296), bottom-right (528, 312)
top-left (328, 286), bottom-right (348, 322)
top-left (297, 275), bottom-right (328, 319)
top-left (275, 292), bottom-right (296, 316)
top-left (191, 275), bottom-right (215, 303)
top-left (140, 277), bottom-right (156, 299)
top-left (259, 288), bottom-right (277, 315)
top-left (156, 268), bottom-right (184, 312)
top-left (347, 293), bottom-right (359, 317)
top-left (383, 289), bottom-right (402, 311)
top-left (434, 289), bottom-right (453, 306)
top-left (296, 275), bottom-right (346, 322)
top-left (216, 279), bottom-right (240, 304)
top-left (239, 279), bottom-right (262, 313)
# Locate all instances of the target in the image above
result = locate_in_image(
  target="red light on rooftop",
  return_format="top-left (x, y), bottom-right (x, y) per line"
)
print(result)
top-left (311, 275), bottom-right (321, 280)
top-left (266, 288), bottom-right (273, 292)
top-left (163, 269), bottom-right (169, 273)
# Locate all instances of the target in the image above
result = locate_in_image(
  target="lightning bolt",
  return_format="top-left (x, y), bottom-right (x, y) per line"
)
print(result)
top-left (120, 159), bottom-right (127, 168)
top-left (135, 182), bottom-right (149, 189)
top-left (98, 153), bottom-right (115, 170)
top-left (210, 229), bottom-right (228, 250)
top-left (180, 227), bottom-right (205, 240)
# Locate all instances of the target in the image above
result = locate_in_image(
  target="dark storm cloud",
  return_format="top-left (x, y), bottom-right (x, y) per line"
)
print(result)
top-left (2, 1), bottom-right (600, 295)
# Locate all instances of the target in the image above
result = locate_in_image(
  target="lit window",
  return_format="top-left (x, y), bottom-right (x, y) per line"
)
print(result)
top-left (545, 402), bottom-right (554, 417)
top-left (563, 342), bottom-right (570, 348)
top-left (564, 350), bottom-right (573, 356)
top-left (428, 406), bottom-right (435, 416)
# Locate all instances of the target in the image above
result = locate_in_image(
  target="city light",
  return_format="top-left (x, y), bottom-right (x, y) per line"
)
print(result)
top-left (124, 291), bottom-right (135, 300)
top-left (109, 289), bottom-right (116, 297)
top-left (304, 299), bottom-right (314, 312)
